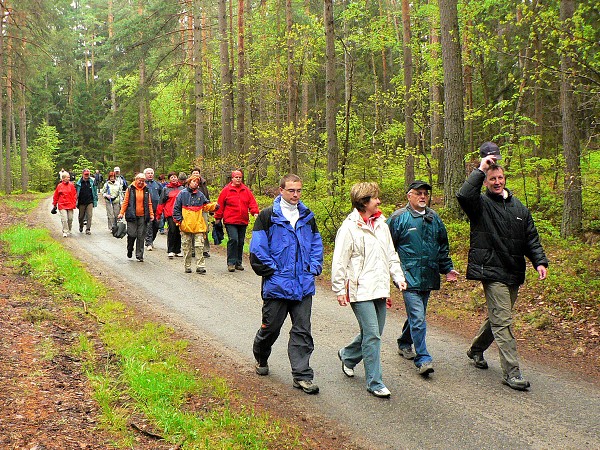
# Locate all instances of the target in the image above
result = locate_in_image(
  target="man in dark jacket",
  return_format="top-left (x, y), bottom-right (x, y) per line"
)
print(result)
top-left (387, 180), bottom-right (458, 376)
top-left (118, 173), bottom-right (153, 262)
top-left (143, 167), bottom-right (163, 251)
top-left (456, 144), bottom-right (548, 391)
top-left (249, 174), bottom-right (323, 394)
top-left (75, 168), bottom-right (98, 234)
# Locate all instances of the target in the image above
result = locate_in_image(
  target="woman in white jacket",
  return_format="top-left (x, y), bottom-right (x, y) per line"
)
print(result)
top-left (332, 182), bottom-right (407, 398)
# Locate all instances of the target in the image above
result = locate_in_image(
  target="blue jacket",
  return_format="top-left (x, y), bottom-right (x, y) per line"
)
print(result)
top-left (250, 196), bottom-right (323, 301)
top-left (145, 179), bottom-right (163, 214)
top-left (387, 204), bottom-right (453, 291)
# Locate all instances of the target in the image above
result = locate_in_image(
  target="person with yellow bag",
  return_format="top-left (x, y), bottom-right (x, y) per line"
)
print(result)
top-left (173, 175), bottom-right (219, 274)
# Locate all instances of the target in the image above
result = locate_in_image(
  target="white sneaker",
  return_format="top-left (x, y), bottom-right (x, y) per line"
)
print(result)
top-left (367, 387), bottom-right (391, 398)
top-left (146, 245), bottom-right (153, 251)
top-left (175, 253), bottom-right (183, 257)
top-left (168, 252), bottom-right (175, 259)
top-left (62, 232), bottom-right (68, 237)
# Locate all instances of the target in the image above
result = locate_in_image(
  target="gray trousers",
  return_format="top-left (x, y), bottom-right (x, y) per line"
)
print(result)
top-left (253, 296), bottom-right (314, 381)
top-left (78, 203), bottom-right (94, 231)
top-left (470, 281), bottom-right (521, 378)
top-left (126, 217), bottom-right (147, 259)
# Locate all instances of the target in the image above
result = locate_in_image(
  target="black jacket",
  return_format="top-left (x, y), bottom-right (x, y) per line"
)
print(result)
top-left (456, 169), bottom-right (548, 286)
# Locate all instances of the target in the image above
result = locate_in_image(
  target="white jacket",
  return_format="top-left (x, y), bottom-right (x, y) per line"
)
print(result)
top-left (331, 209), bottom-right (405, 302)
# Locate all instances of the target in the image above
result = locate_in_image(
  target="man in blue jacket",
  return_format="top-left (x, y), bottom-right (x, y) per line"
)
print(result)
top-left (250, 174), bottom-right (323, 394)
top-left (387, 180), bottom-right (458, 376)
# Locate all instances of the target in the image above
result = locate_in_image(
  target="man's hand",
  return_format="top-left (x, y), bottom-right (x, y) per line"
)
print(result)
top-left (117, 213), bottom-right (123, 219)
top-left (446, 269), bottom-right (459, 282)
top-left (536, 265), bottom-right (547, 280)
top-left (337, 295), bottom-right (348, 306)
top-left (478, 156), bottom-right (498, 172)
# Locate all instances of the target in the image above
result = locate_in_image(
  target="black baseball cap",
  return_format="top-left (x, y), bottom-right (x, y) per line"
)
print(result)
top-left (479, 141), bottom-right (502, 160)
top-left (406, 180), bottom-right (432, 193)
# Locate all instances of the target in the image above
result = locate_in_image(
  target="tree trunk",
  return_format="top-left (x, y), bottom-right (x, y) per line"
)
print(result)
top-left (0, 1), bottom-right (4, 190)
top-left (193, 0), bottom-right (205, 159)
top-left (19, 76), bottom-right (28, 193)
top-left (5, 41), bottom-right (13, 194)
top-left (286, 0), bottom-right (298, 173)
top-left (324, 0), bottom-right (338, 179)
top-left (108, 0), bottom-right (117, 153)
top-left (560, 0), bottom-right (582, 237)
top-left (218, 0), bottom-right (234, 164)
top-left (138, 1), bottom-right (146, 170)
top-left (439, 0), bottom-right (465, 215)
top-left (236, 0), bottom-right (247, 157)
top-left (429, 3), bottom-right (444, 186)
top-left (401, 0), bottom-right (415, 187)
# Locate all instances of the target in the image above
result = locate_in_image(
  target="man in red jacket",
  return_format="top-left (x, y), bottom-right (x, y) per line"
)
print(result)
top-left (214, 170), bottom-right (260, 272)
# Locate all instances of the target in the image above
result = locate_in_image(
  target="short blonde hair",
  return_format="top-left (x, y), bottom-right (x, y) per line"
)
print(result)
top-left (350, 182), bottom-right (380, 212)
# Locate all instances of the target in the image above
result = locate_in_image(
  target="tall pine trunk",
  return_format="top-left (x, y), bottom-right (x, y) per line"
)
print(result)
top-left (439, 0), bottom-right (465, 215)
top-left (560, 0), bottom-right (582, 237)
top-left (193, 0), bottom-right (205, 159)
top-left (218, 0), bottom-right (234, 166)
top-left (401, 0), bottom-right (415, 187)
top-left (324, 0), bottom-right (338, 180)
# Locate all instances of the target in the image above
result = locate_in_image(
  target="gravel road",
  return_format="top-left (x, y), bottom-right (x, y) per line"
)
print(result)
top-left (47, 199), bottom-right (600, 449)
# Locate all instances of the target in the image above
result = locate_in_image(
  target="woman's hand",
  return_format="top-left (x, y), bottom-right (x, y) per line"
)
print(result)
top-left (386, 298), bottom-right (392, 308)
top-left (337, 295), bottom-right (348, 306)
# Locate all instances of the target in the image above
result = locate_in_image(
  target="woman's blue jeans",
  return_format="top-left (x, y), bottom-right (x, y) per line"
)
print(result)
top-left (341, 299), bottom-right (387, 391)
top-left (397, 290), bottom-right (432, 367)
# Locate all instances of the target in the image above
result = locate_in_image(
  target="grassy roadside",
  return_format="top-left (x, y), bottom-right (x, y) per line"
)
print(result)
top-left (0, 196), bottom-right (305, 449)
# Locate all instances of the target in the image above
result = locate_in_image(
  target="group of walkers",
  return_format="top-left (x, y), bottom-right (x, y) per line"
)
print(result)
top-left (52, 140), bottom-right (548, 398)
top-left (52, 166), bottom-right (260, 272)
top-left (249, 142), bottom-right (548, 399)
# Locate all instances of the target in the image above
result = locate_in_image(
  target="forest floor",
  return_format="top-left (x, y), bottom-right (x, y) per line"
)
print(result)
top-left (0, 194), bottom-right (598, 449)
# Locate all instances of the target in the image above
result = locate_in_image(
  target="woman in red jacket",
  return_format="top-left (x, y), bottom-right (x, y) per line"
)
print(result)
top-left (52, 172), bottom-right (77, 237)
top-left (214, 170), bottom-right (260, 272)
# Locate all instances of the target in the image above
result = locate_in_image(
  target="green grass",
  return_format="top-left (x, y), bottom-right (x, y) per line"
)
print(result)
top-left (0, 220), bottom-right (303, 449)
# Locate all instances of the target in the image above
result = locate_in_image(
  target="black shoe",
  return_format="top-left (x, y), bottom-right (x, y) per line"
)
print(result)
top-left (255, 362), bottom-right (269, 376)
top-left (196, 267), bottom-right (206, 274)
top-left (127, 250), bottom-right (133, 258)
top-left (203, 252), bottom-right (210, 258)
top-left (503, 375), bottom-right (530, 391)
top-left (467, 349), bottom-right (489, 369)
top-left (191, 252), bottom-right (196, 258)
top-left (185, 268), bottom-right (192, 273)
top-left (79, 226), bottom-right (84, 233)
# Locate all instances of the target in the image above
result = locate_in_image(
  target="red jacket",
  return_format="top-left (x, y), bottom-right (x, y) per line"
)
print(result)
top-left (53, 181), bottom-right (77, 210)
top-left (155, 181), bottom-right (183, 219)
top-left (214, 182), bottom-right (259, 225)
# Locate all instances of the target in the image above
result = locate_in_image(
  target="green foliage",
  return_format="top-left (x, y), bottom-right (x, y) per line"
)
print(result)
top-left (28, 122), bottom-right (62, 192)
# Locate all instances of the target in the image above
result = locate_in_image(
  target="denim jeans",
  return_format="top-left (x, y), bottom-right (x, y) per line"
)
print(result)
top-left (397, 290), bottom-right (432, 367)
top-left (341, 299), bottom-right (387, 391)
top-left (225, 224), bottom-right (247, 266)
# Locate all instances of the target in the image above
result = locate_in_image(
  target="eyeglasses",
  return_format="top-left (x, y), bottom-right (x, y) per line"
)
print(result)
top-left (284, 189), bottom-right (302, 194)
top-left (411, 191), bottom-right (430, 197)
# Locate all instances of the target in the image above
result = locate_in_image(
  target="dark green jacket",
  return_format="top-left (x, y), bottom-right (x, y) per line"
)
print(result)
top-left (387, 204), bottom-right (453, 291)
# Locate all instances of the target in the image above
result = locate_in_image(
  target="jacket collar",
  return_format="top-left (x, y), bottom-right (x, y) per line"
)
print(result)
top-left (272, 195), bottom-right (312, 224)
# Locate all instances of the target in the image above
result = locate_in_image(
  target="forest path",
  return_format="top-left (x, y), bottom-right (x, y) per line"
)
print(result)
top-left (46, 198), bottom-right (600, 449)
